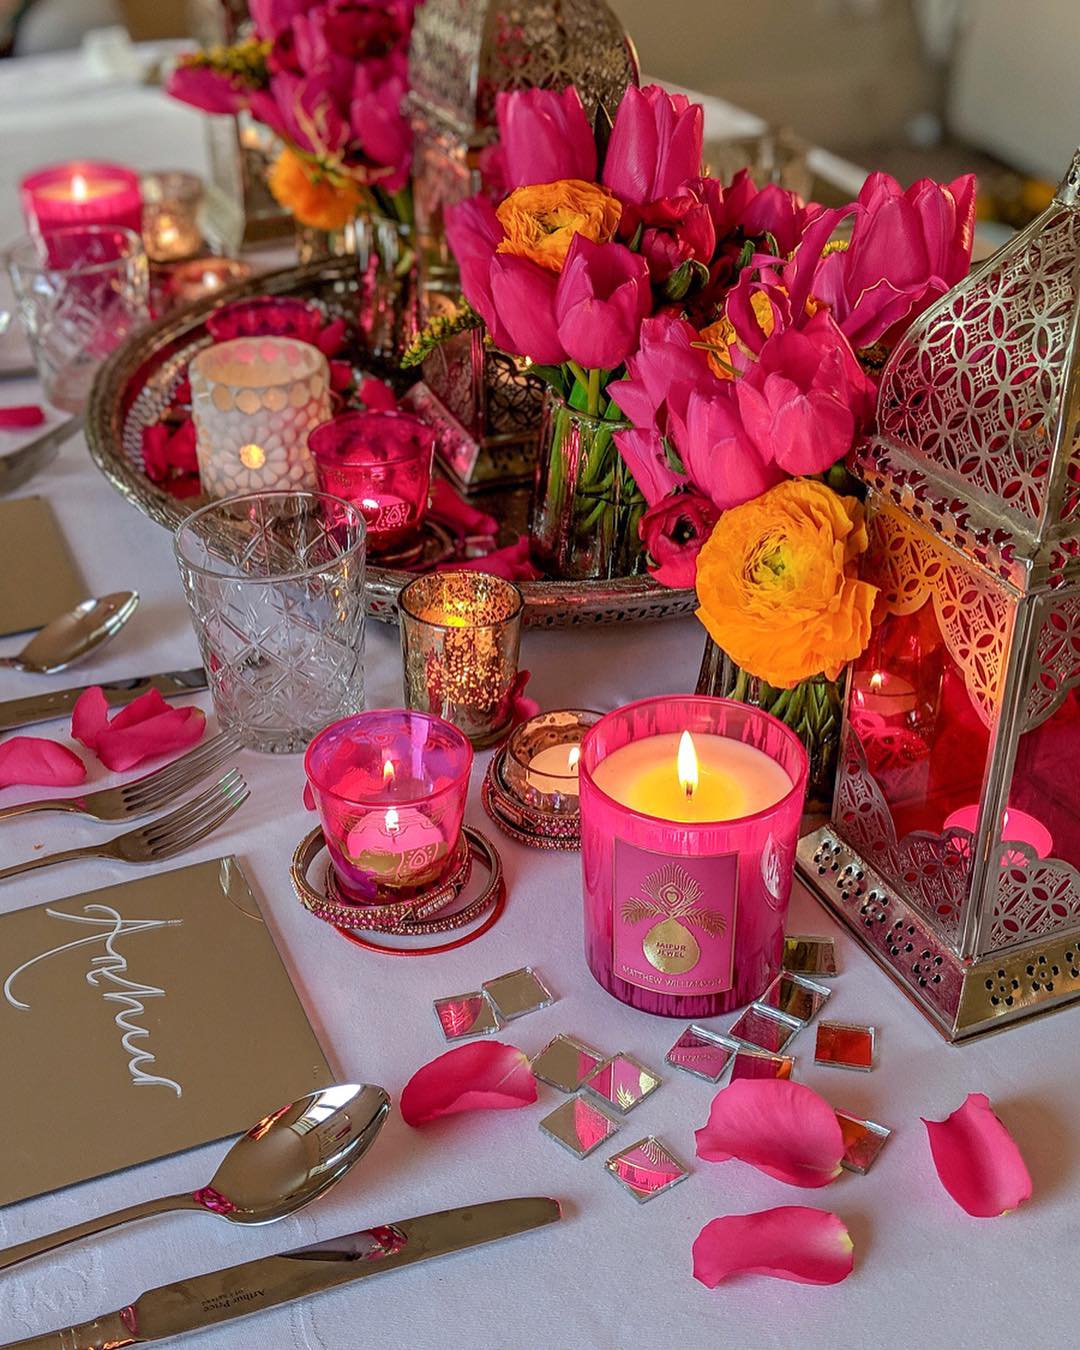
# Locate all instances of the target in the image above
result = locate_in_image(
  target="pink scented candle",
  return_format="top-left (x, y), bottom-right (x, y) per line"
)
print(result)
top-left (21, 161), bottom-right (142, 236)
top-left (579, 696), bottom-right (809, 1017)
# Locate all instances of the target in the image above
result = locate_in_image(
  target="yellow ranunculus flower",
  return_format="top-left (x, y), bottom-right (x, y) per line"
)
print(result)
top-left (267, 147), bottom-right (366, 232)
top-left (495, 179), bottom-right (622, 272)
top-left (695, 478), bottom-right (877, 688)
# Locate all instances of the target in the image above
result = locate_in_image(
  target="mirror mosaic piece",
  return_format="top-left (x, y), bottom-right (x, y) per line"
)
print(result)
top-left (783, 933), bottom-right (838, 977)
top-left (539, 1095), bottom-right (620, 1159)
top-left (815, 1021), bottom-right (876, 1071)
top-left (728, 1005), bottom-right (802, 1054)
top-left (836, 1109), bottom-right (892, 1173)
top-left (605, 1137), bottom-right (688, 1203)
top-left (482, 966), bottom-right (554, 1020)
top-left (664, 1025), bottom-right (739, 1083)
top-left (582, 1054), bottom-right (662, 1114)
top-left (531, 1034), bottom-right (605, 1092)
top-left (433, 992), bottom-right (502, 1040)
top-left (729, 1048), bottom-right (796, 1081)
top-left (756, 972), bottom-right (832, 1023)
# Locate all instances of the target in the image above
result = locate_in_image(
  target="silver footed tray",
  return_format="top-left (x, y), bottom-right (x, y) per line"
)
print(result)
top-left (85, 257), bottom-right (696, 628)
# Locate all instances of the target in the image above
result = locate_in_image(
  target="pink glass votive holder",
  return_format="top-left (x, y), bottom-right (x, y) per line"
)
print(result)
top-left (206, 295), bottom-right (325, 345)
top-left (310, 411), bottom-right (435, 554)
top-left (21, 161), bottom-right (142, 236)
top-left (304, 709), bottom-right (473, 904)
top-left (578, 696), bottom-right (809, 1018)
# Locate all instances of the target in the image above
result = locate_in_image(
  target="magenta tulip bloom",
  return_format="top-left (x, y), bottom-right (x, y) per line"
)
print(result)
top-left (609, 314), bottom-right (714, 440)
top-left (166, 63), bottom-right (248, 116)
top-left (603, 84), bottom-right (703, 207)
top-left (554, 236), bottom-right (651, 371)
top-left (489, 254), bottom-right (567, 365)
top-left (496, 87), bottom-right (597, 191)
top-left (249, 0), bottom-right (317, 40)
top-left (445, 196), bottom-right (517, 352)
top-left (613, 428), bottom-right (683, 506)
top-left (639, 490), bottom-right (721, 589)
top-left (681, 387), bottom-right (785, 511)
top-left (739, 183), bottom-right (812, 255)
top-left (351, 70), bottom-right (411, 189)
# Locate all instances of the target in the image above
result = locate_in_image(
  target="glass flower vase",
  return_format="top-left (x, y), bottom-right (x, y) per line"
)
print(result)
top-left (530, 392), bottom-right (646, 581)
top-left (697, 637), bottom-right (844, 816)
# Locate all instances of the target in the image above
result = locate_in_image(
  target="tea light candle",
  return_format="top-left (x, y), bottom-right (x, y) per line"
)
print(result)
top-left (21, 161), bottom-right (142, 235)
top-left (167, 257), bottom-right (252, 305)
top-left (526, 743), bottom-right (582, 795)
top-left (851, 669), bottom-right (916, 719)
top-left (579, 696), bottom-right (808, 1018)
top-left (141, 171), bottom-right (204, 262)
top-left (944, 803), bottom-right (1053, 860)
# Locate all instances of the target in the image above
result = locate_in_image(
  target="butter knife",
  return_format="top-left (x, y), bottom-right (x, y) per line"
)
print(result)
top-left (0, 668), bottom-right (207, 732)
top-left (0, 415), bottom-right (83, 496)
top-left (1, 1197), bottom-right (561, 1349)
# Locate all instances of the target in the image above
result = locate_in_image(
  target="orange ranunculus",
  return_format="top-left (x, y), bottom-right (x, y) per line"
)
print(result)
top-left (695, 478), bottom-right (877, 688)
top-left (495, 179), bottom-right (622, 272)
top-left (267, 147), bottom-right (366, 231)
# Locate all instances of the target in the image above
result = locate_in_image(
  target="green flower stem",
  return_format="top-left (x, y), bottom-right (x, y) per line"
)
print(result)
top-left (587, 367), bottom-right (601, 419)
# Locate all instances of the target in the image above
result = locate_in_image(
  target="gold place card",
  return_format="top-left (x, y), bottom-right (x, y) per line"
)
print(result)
top-left (0, 857), bottom-right (333, 1207)
top-left (0, 495), bottom-right (85, 637)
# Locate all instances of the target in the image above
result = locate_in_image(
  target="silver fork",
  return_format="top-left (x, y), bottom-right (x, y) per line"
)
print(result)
top-left (0, 770), bottom-right (249, 882)
top-left (0, 730), bottom-right (242, 823)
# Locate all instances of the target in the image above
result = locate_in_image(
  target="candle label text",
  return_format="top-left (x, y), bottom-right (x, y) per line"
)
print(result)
top-left (613, 846), bottom-right (737, 995)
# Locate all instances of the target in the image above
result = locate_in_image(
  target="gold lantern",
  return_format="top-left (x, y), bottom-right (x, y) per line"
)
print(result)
top-left (798, 150), bottom-right (1080, 1040)
top-left (403, 0), bottom-right (639, 490)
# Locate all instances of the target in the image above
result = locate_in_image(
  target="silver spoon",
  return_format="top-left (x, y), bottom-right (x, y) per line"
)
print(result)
top-left (0, 590), bottom-right (139, 673)
top-left (0, 1083), bottom-right (390, 1273)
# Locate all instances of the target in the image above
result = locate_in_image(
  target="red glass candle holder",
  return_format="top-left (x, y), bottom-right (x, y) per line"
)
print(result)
top-left (310, 411), bottom-right (435, 554)
top-left (206, 295), bottom-right (325, 344)
top-left (21, 161), bottom-right (142, 236)
top-left (578, 696), bottom-right (809, 1018)
top-left (304, 709), bottom-right (473, 905)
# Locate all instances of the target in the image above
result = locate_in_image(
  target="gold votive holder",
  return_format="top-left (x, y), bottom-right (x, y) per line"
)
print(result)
top-left (141, 171), bottom-right (204, 262)
top-left (398, 571), bottom-right (524, 748)
top-left (167, 256), bottom-right (253, 305)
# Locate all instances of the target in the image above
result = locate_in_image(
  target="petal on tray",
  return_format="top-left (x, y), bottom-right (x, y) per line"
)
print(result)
top-left (400, 1041), bottom-right (537, 1127)
top-left (693, 1207), bottom-right (855, 1286)
top-left (695, 1078), bottom-right (845, 1188)
top-left (922, 1092), bottom-right (1032, 1217)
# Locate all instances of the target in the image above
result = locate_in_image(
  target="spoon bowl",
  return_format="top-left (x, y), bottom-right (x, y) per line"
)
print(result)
top-left (1, 590), bottom-right (138, 673)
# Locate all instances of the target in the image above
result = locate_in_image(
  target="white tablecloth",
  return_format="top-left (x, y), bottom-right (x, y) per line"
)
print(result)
top-left (0, 42), bottom-right (1076, 1350)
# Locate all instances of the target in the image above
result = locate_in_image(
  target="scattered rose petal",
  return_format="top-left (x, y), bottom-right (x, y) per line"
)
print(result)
top-left (0, 405), bottom-right (46, 429)
top-left (357, 376), bottom-right (397, 412)
top-left (72, 686), bottom-right (206, 772)
top-left (316, 316), bottom-right (347, 356)
top-left (695, 1078), bottom-right (845, 1187)
top-left (693, 1207), bottom-right (854, 1286)
top-left (430, 478), bottom-right (499, 539)
top-left (922, 1092), bottom-right (1033, 1217)
top-left (0, 737), bottom-right (86, 789)
top-left (441, 537), bottom-right (540, 582)
top-left (400, 1041), bottom-right (537, 1127)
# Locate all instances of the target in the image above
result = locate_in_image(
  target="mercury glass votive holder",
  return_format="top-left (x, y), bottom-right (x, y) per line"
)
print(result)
top-left (141, 170), bottom-right (204, 262)
top-left (305, 709), bottom-right (473, 903)
top-left (310, 411), bottom-right (436, 554)
top-left (398, 572), bottom-right (524, 747)
top-left (167, 257), bottom-right (252, 305)
top-left (579, 696), bottom-right (809, 1018)
top-left (189, 336), bottom-right (329, 498)
top-left (504, 709), bottom-right (600, 814)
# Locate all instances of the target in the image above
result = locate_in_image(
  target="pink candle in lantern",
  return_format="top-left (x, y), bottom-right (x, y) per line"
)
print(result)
top-left (579, 696), bottom-right (808, 1018)
top-left (21, 161), bottom-right (142, 236)
top-left (944, 804), bottom-right (1053, 860)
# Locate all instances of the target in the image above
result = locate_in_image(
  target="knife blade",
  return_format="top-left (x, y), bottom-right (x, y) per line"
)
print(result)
top-left (0, 667), bottom-right (207, 732)
top-left (1, 1197), bottom-right (561, 1349)
top-left (0, 415), bottom-right (83, 496)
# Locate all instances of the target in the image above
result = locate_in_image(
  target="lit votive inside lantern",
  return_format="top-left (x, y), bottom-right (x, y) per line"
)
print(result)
top-left (310, 411), bottom-right (435, 555)
top-left (141, 171), bottom-right (204, 261)
top-left (579, 696), bottom-right (808, 1018)
top-left (305, 710), bottom-right (473, 903)
top-left (167, 257), bottom-right (253, 306)
top-left (503, 709), bottom-right (599, 813)
top-left (399, 571), bottom-right (524, 747)
top-left (944, 803), bottom-right (1053, 862)
top-left (189, 336), bottom-right (329, 498)
top-left (851, 669), bottom-right (917, 720)
top-left (21, 161), bottom-right (142, 236)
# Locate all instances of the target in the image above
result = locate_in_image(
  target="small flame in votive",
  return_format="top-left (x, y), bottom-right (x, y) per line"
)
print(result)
top-left (677, 730), bottom-right (699, 799)
top-left (71, 173), bottom-right (88, 202)
top-left (239, 443), bottom-right (266, 470)
top-left (568, 746), bottom-right (581, 773)
top-left (383, 758), bottom-right (395, 785)
top-left (869, 670), bottom-right (884, 692)
top-left (361, 498), bottom-right (380, 511)
top-left (384, 806), bottom-right (400, 833)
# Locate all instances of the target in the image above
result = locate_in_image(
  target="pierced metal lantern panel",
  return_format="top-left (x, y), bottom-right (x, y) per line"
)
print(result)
top-left (799, 148), bottom-right (1080, 1040)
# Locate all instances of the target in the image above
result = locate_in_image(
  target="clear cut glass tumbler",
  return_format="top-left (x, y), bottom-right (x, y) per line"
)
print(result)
top-left (175, 490), bottom-right (366, 753)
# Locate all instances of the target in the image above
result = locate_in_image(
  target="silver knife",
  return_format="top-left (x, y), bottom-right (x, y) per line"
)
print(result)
top-left (0, 668), bottom-right (207, 732)
top-left (1, 1197), bottom-right (561, 1349)
top-left (0, 415), bottom-right (83, 496)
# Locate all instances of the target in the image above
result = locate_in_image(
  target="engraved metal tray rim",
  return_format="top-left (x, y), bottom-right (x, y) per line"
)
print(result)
top-left (85, 258), bottom-right (696, 629)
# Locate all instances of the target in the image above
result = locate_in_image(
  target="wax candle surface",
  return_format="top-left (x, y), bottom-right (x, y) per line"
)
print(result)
top-left (591, 732), bottom-right (792, 822)
top-left (525, 742), bottom-right (581, 796)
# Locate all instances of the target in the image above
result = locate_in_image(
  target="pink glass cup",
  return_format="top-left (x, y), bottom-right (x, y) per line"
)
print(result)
top-left (304, 709), bottom-right (473, 904)
top-left (578, 696), bottom-right (809, 1018)
top-left (206, 295), bottom-right (325, 344)
top-left (309, 411), bottom-right (435, 554)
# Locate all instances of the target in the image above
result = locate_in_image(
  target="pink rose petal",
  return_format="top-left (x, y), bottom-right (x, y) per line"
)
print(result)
top-left (695, 1078), bottom-right (845, 1187)
top-left (693, 1207), bottom-right (854, 1286)
top-left (922, 1092), bottom-right (1033, 1217)
top-left (400, 1041), bottom-right (537, 1127)
top-left (71, 686), bottom-right (110, 750)
top-left (0, 405), bottom-right (46, 429)
top-left (0, 736), bottom-right (86, 789)
top-left (72, 686), bottom-right (206, 771)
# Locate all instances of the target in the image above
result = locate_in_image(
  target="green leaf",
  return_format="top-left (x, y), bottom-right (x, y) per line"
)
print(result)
top-left (529, 363), bottom-right (569, 398)
top-left (662, 436), bottom-right (686, 475)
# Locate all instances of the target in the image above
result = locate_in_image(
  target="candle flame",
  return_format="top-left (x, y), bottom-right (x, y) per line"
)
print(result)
top-left (568, 746), bottom-right (581, 773)
top-left (71, 173), bottom-right (88, 202)
top-left (239, 443), bottom-right (266, 470)
top-left (384, 806), bottom-right (400, 833)
top-left (869, 670), bottom-right (884, 692)
top-left (677, 730), bottom-right (699, 799)
top-left (383, 758), bottom-right (395, 785)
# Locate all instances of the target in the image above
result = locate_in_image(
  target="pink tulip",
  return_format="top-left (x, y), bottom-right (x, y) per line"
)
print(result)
top-left (739, 182), bottom-right (812, 255)
top-left (609, 314), bottom-right (714, 442)
top-left (681, 386), bottom-right (785, 510)
top-left (249, 0), bottom-right (318, 40)
top-left (166, 62), bottom-right (248, 116)
top-left (603, 84), bottom-right (703, 207)
top-left (351, 70), bottom-right (411, 188)
top-left (445, 196), bottom-right (517, 352)
top-left (613, 428), bottom-right (683, 506)
top-left (639, 490), bottom-right (720, 588)
top-left (496, 87), bottom-right (597, 190)
top-left (554, 236), bottom-right (651, 371)
top-left (637, 192), bottom-right (716, 282)
top-left (489, 254), bottom-right (567, 365)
